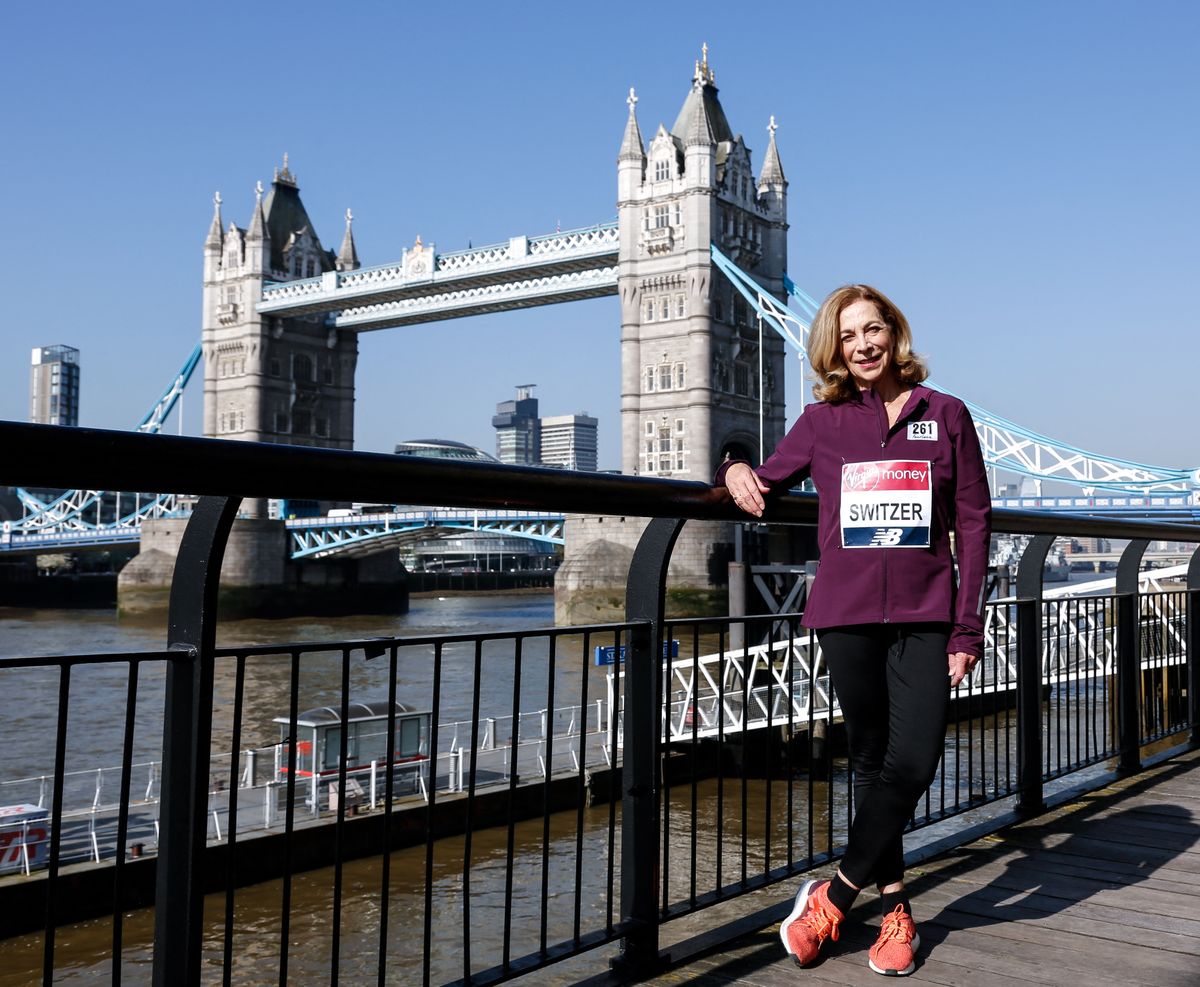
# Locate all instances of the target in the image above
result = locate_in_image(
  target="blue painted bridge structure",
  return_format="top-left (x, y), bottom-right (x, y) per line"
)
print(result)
top-left (286, 508), bottom-right (564, 560)
top-left (7, 235), bottom-right (1200, 558)
top-left (1, 506), bottom-right (565, 559)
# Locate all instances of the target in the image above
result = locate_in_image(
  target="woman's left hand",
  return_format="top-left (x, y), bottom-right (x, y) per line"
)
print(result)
top-left (948, 651), bottom-right (977, 688)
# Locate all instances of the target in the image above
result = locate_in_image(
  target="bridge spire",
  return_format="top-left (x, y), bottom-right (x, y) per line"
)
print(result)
top-left (672, 47), bottom-right (731, 147)
top-left (337, 208), bottom-right (360, 271)
top-left (618, 87), bottom-right (645, 162)
top-left (247, 180), bottom-right (269, 243)
top-left (759, 115), bottom-right (786, 188)
top-left (205, 191), bottom-right (223, 248)
top-left (273, 151), bottom-right (297, 188)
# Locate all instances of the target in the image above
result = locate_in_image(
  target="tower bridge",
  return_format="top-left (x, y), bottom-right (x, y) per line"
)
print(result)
top-left (7, 48), bottom-right (1198, 576)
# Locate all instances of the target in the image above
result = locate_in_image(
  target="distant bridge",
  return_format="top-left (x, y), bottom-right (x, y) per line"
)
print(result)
top-left (0, 504), bottom-right (564, 561)
top-left (287, 508), bottom-right (564, 560)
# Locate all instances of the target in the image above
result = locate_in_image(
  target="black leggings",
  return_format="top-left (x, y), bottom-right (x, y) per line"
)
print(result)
top-left (818, 623), bottom-right (951, 889)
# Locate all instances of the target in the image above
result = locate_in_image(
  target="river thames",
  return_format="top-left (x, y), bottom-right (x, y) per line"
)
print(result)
top-left (0, 570), bottom-right (1122, 984)
top-left (0, 594), bottom-right (633, 985)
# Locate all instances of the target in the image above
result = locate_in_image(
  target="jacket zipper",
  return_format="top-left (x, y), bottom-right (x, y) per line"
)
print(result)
top-left (875, 392), bottom-right (889, 624)
top-left (875, 392), bottom-right (929, 625)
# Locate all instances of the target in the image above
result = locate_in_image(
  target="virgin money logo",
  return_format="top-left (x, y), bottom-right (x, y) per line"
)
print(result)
top-left (843, 462), bottom-right (881, 492)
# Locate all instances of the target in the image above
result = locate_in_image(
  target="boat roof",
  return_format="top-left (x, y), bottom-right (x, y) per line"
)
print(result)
top-left (274, 700), bottom-right (428, 728)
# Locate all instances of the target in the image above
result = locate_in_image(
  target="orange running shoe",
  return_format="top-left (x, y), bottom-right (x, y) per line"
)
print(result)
top-left (868, 904), bottom-right (919, 976)
top-left (779, 879), bottom-right (844, 967)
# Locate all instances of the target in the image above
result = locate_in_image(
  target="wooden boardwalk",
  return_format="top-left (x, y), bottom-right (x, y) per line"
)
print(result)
top-left (632, 747), bottom-right (1200, 987)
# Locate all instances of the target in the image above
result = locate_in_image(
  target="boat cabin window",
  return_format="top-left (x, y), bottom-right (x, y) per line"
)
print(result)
top-left (322, 727), bottom-right (357, 770)
top-left (356, 723), bottom-right (389, 765)
top-left (399, 717), bottom-right (421, 757)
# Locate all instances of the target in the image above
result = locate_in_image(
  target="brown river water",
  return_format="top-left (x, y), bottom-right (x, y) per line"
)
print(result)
top-left (0, 596), bottom-right (852, 985)
top-left (0, 592), bottom-right (1091, 984)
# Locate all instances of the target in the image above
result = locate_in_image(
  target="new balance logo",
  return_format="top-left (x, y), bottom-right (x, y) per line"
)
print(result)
top-left (868, 528), bottom-right (904, 547)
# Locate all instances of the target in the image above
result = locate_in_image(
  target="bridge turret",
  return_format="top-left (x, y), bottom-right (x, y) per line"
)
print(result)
top-left (203, 192), bottom-right (223, 286)
top-left (204, 191), bottom-right (223, 248)
top-left (564, 45), bottom-right (794, 622)
top-left (245, 180), bottom-right (271, 278)
top-left (617, 88), bottom-right (646, 196)
top-left (756, 117), bottom-right (789, 314)
top-left (758, 116), bottom-right (786, 198)
top-left (615, 46), bottom-right (787, 481)
top-left (201, 155), bottom-right (358, 473)
top-left (336, 209), bottom-right (360, 272)
top-left (680, 76), bottom-right (718, 194)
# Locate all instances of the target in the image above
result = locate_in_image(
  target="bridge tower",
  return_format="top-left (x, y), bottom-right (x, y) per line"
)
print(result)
top-left (202, 157), bottom-right (359, 453)
top-left (146, 156), bottom-right (406, 614)
top-left (618, 47), bottom-right (789, 481)
top-left (558, 50), bottom-right (790, 622)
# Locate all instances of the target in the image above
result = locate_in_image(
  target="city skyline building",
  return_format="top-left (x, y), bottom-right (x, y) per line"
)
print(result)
top-left (29, 345), bottom-right (80, 426)
top-left (540, 414), bottom-right (598, 471)
top-left (492, 385), bottom-right (540, 465)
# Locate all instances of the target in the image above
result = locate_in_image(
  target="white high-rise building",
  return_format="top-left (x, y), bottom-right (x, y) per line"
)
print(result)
top-left (540, 414), bottom-right (598, 471)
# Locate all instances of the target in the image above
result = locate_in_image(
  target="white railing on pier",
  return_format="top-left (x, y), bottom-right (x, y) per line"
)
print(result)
top-left (605, 578), bottom-right (1189, 746)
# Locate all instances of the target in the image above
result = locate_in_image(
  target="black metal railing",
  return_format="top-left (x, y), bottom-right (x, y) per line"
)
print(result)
top-left (1, 420), bottom-right (1198, 985)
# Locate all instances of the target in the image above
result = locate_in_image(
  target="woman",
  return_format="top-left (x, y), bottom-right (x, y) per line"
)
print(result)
top-left (718, 285), bottom-right (991, 976)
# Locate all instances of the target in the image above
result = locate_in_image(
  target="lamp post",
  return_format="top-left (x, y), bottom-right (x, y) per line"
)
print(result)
top-left (757, 312), bottom-right (764, 465)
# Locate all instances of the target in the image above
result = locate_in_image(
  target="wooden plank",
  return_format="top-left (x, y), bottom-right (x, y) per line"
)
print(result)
top-left (644, 756), bottom-right (1200, 986)
top-left (912, 885), bottom-right (1200, 982)
top-left (911, 877), bottom-right (1200, 952)
top-left (1070, 820), bottom-right (1200, 856)
top-left (997, 830), bottom-right (1200, 875)
top-left (835, 919), bottom-right (1063, 985)
top-left (914, 903), bottom-right (1186, 986)
top-left (951, 838), bottom-right (1200, 890)
top-left (1078, 804), bottom-right (1200, 833)
top-left (936, 855), bottom-right (1200, 923)
top-left (825, 948), bottom-right (1037, 987)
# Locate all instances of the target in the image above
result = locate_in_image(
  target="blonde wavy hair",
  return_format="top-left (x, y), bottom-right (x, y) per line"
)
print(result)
top-left (808, 284), bottom-right (929, 403)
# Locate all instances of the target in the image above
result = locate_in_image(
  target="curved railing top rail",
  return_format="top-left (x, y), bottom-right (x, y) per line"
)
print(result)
top-left (3, 420), bottom-right (1199, 543)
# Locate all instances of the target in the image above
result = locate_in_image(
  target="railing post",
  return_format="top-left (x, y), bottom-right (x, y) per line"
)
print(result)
top-left (1014, 534), bottom-right (1053, 815)
top-left (1189, 548), bottom-right (1200, 747)
top-left (1116, 540), bottom-right (1150, 774)
top-left (154, 495), bottom-right (240, 987)
top-left (613, 517), bottom-right (684, 977)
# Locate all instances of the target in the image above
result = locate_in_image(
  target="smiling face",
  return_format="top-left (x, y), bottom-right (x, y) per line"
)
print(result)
top-left (839, 298), bottom-right (896, 391)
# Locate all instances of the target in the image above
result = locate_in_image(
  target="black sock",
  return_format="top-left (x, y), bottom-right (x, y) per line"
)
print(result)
top-left (826, 874), bottom-right (859, 915)
top-left (879, 888), bottom-right (911, 916)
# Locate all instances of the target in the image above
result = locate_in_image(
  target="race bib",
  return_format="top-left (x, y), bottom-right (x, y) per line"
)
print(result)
top-left (840, 460), bottom-right (932, 548)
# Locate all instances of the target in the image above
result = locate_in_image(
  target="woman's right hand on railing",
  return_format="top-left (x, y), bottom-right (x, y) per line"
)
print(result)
top-left (724, 463), bottom-right (770, 518)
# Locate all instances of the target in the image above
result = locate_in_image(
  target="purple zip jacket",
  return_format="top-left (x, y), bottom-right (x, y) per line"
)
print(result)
top-left (716, 384), bottom-right (992, 657)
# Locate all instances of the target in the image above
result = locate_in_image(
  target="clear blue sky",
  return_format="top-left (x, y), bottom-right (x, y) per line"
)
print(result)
top-left (1, 1), bottom-right (1196, 472)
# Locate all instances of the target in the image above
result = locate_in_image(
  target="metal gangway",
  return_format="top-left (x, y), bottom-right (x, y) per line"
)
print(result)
top-left (605, 566), bottom-right (1190, 746)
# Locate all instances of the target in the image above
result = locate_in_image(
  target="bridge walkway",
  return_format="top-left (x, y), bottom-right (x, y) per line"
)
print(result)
top-left (584, 747), bottom-right (1200, 986)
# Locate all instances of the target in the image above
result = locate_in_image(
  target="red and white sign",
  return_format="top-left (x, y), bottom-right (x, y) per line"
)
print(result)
top-left (0, 804), bottom-right (50, 875)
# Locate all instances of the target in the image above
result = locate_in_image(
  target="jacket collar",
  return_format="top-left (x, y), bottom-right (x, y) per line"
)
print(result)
top-left (849, 382), bottom-right (932, 410)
